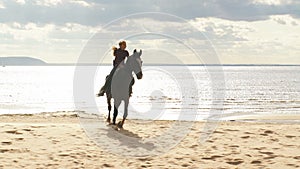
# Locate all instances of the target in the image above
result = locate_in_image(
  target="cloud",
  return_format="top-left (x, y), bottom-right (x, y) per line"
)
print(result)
top-left (34, 0), bottom-right (62, 6)
top-left (251, 0), bottom-right (294, 5)
top-left (70, 0), bottom-right (94, 7)
top-left (0, 21), bottom-right (97, 63)
top-left (15, 0), bottom-right (25, 5)
top-left (0, 22), bottom-right (54, 41)
top-left (270, 15), bottom-right (299, 25)
top-left (0, 0), bottom-right (299, 64)
top-left (0, 1), bottom-right (5, 8)
top-left (0, 0), bottom-right (299, 27)
top-left (34, 0), bottom-right (94, 7)
top-left (291, 21), bottom-right (298, 26)
top-left (190, 17), bottom-right (254, 42)
top-left (187, 16), bottom-right (300, 64)
top-left (0, 21), bottom-right (98, 42)
top-left (272, 17), bottom-right (287, 24)
top-left (0, 0), bottom-right (102, 26)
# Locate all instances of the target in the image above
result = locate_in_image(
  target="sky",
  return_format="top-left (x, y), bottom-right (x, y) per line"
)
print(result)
top-left (0, 0), bottom-right (299, 64)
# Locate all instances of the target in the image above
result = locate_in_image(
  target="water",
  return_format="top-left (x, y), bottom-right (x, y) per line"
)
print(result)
top-left (0, 66), bottom-right (299, 121)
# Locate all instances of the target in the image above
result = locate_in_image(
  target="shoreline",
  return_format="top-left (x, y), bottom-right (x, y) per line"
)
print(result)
top-left (1, 111), bottom-right (300, 123)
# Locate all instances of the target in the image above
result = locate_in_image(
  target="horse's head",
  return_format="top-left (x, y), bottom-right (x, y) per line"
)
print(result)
top-left (127, 49), bottom-right (143, 79)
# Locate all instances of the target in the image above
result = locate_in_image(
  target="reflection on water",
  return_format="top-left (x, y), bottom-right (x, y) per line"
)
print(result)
top-left (0, 66), bottom-right (299, 121)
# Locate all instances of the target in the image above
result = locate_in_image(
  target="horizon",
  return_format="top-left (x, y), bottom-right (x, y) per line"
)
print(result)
top-left (1, 56), bottom-right (300, 66)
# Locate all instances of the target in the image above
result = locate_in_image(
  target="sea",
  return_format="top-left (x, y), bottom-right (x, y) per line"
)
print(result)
top-left (0, 65), bottom-right (299, 122)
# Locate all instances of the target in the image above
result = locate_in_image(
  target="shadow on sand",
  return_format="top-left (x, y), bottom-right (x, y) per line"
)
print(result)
top-left (104, 124), bottom-right (156, 151)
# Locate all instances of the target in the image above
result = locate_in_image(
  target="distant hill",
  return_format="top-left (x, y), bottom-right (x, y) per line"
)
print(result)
top-left (0, 57), bottom-right (47, 66)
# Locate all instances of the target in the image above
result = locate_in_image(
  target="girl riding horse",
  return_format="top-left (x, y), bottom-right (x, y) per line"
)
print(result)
top-left (97, 41), bottom-right (134, 97)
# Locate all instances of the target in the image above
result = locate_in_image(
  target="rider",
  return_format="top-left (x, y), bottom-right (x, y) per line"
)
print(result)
top-left (97, 40), bottom-right (134, 97)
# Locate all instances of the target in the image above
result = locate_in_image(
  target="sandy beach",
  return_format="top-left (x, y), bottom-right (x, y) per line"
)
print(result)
top-left (0, 113), bottom-right (299, 169)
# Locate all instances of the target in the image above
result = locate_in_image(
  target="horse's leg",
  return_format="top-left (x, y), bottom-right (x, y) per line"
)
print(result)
top-left (119, 99), bottom-right (129, 128)
top-left (113, 99), bottom-right (121, 125)
top-left (106, 96), bottom-right (112, 123)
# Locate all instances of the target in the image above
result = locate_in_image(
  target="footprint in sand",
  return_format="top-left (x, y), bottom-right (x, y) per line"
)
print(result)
top-left (181, 164), bottom-right (190, 167)
top-left (285, 135), bottom-right (296, 138)
top-left (293, 156), bottom-right (300, 160)
top-left (1, 141), bottom-right (12, 145)
top-left (0, 148), bottom-right (27, 153)
top-left (259, 151), bottom-right (274, 155)
top-left (260, 130), bottom-right (276, 136)
top-left (259, 151), bottom-right (278, 160)
top-left (226, 158), bottom-right (244, 165)
top-left (58, 153), bottom-right (70, 157)
top-left (252, 147), bottom-right (266, 150)
top-left (270, 138), bottom-right (279, 142)
top-left (22, 128), bottom-right (32, 132)
top-left (224, 129), bottom-right (239, 132)
top-left (14, 138), bottom-right (24, 141)
top-left (189, 144), bottom-right (198, 148)
top-left (102, 164), bottom-right (114, 168)
top-left (0, 149), bottom-right (10, 153)
top-left (264, 130), bottom-right (274, 134)
top-left (263, 155), bottom-right (277, 160)
top-left (30, 125), bottom-right (46, 128)
top-left (244, 132), bottom-right (254, 134)
top-left (286, 164), bottom-right (300, 168)
top-left (251, 160), bottom-right (262, 164)
top-left (213, 130), bottom-right (224, 134)
top-left (241, 135), bottom-right (250, 139)
top-left (51, 140), bottom-right (60, 144)
top-left (202, 155), bottom-right (224, 160)
top-left (5, 130), bottom-right (22, 135)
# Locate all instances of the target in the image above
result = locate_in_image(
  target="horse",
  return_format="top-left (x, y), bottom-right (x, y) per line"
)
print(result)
top-left (105, 49), bottom-right (143, 128)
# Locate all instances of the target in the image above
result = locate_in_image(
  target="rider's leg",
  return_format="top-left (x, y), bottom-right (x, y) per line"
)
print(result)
top-left (97, 67), bottom-right (117, 96)
top-left (97, 75), bottom-right (109, 96)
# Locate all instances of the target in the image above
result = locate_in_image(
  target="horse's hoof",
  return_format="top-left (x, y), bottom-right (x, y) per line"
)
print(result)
top-left (117, 121), bottom-right (123, 128)
top-left (106, 119), bottom-right (111, 123)
top-left (108, 123), bottom-right (114, 126)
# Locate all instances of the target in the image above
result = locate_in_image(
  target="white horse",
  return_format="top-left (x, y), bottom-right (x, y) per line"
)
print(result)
top-left (106, 49), bottom-right (143, 128)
